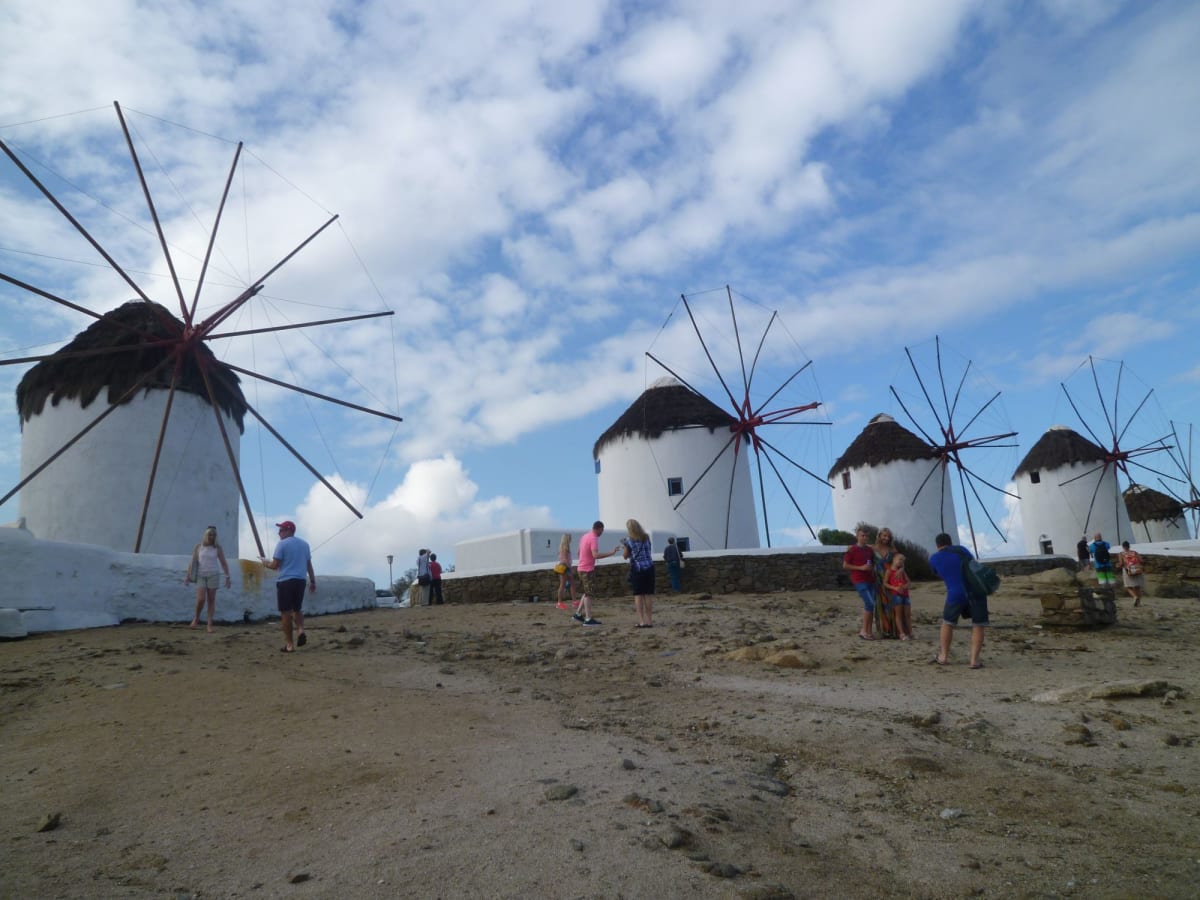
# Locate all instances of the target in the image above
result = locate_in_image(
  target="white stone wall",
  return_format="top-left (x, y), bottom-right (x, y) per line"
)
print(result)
top-left (597, 429), bottom-right (759, 551)
top-left (1016, 461), bottom-right (1133, 555)
top-left (19, 390), bottom-right (240, 556)
top-left (830, 458), bottom-right (958, 554)
top-left (0, 526), bottom-right (372, 635)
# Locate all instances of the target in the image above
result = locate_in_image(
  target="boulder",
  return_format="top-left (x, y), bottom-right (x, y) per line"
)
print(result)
top-left (1039, 586), bottom-right (1116, 627)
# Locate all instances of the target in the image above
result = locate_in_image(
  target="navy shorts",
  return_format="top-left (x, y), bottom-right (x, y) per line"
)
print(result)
top-left (943, 593), bottom-right (989, 626)
top-left (277, 578), bottom-right (306, 613)
top-left (630, 567), bottom-right (655, 595)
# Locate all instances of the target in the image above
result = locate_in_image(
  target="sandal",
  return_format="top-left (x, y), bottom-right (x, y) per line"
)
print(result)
top-left (280, 646), bottom-right (295, 653)
top-left (930, 656), bottom-right (949, 666)
top-left (969, 661), bottom-right (984, 669)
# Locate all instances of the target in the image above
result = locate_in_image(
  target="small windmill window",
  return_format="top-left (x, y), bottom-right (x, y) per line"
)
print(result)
top-left (677, 537), bottom-right (691, 551)
top-left (1029, 471), bottom-right (1041, 484)
top-left (595, 459), bottom-right (601, 474)
top-left (667, 477), bottom-right (683, 496)
top-left (841, 472), bottom-right (851, 490)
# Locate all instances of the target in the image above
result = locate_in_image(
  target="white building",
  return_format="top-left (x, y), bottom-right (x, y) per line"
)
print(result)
top-left (1124, 484), bottom-right (1191, 543)
top-left (828, 413), bottom-right (957, 554)
top-left (594, 379), bottom-right (759, 551)
top-left (15, 300), bottom-right (244, 556)
top-left (1013, 425), bottom-right (1132, 555)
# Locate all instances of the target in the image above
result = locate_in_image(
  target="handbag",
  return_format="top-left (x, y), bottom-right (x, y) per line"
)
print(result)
top-left (679, 559), bottom-right (686, 569)
top-left (188, 559), bottom-right (200, 581)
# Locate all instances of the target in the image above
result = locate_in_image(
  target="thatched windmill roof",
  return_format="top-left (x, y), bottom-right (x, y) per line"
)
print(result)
top-left (16, 300), bottom-right (247, 431)
top-left (1124, 483), bottom-right (1184, 522)
top-left (1012, 426), bottom-right (1104, 477)
top-left (593, 380), bottom-right (735, 459)
top-left (827, 413), bottom-right (935, 479)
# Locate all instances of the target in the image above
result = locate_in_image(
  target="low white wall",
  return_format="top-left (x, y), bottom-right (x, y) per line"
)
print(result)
top-left (0, 526), bottom-right (373, 635)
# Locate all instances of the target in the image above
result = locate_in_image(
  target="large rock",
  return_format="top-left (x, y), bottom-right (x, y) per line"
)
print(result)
top-left (1039, 586), bottom-right (1116, 627)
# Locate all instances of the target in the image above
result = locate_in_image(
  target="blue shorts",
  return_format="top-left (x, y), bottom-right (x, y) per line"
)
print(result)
top-left (943, 593), bottom-right (989, 626)
top-left (854, 582), bottom-right (876, 613)
top-left (891, 593), bottom-right (911, 607)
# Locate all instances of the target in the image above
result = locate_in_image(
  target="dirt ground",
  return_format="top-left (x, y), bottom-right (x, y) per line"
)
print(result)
top-left (2, 572), bottom-right (1198, 900)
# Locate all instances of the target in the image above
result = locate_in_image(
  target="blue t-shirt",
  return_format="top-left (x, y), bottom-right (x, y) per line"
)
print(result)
top-left (1089, 540), bottom-right (1112, 570)
top-left (929, 545), bottom-right (972, 603)
top-left (272, 535), bottom-right (311, 582)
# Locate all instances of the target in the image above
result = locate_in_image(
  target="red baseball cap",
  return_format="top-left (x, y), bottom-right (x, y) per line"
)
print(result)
top-left (275, 520), bottom-right (296, 531)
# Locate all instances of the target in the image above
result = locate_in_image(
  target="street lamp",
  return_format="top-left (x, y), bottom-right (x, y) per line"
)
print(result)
top-left (386, 554), bottom-right (394, 597)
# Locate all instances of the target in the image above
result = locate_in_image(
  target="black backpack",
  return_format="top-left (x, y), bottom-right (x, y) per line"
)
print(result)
top-left (1093, 542), bottom-right (1110, 565)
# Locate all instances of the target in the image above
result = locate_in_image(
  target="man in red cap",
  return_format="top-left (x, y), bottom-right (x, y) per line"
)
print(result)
top-left (260, 520), bottom-right (315, 652)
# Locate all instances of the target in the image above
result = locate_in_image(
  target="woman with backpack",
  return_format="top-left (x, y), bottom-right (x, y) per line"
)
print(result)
top-left (1118, 540), bottom-right (1145, 606)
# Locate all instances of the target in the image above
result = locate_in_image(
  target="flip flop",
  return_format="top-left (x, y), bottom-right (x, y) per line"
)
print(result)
top-left (280, 646), bottom-right (294, 653)
top-left (858, 633), bottom-right (875, 641)
top-left (969, 662), bottom-right (984, 669)
top-left (297, 632), bottom-right (307, 647)
top-left (930, 656), bottom-right (949, 666)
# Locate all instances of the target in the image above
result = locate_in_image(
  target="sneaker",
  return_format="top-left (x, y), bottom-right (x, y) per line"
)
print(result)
top-left (582, 618), bottom-right (601, 626)
top-left (572, 613), bottom-right (585, 622)
top-left (556, 602), bottom-right (567, 610)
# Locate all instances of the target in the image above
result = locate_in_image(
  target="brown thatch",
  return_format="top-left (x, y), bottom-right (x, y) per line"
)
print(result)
top-left (1013, 427), bottom-right (1104, 477)
top-left (1124, 484), bottom-right (1184, 522)
top-left (16, 300), bottom-right (247, 431)
top-left (827, 413), bottom-right (935, 478)
top-left (593, 382), bottom-right (736, 459)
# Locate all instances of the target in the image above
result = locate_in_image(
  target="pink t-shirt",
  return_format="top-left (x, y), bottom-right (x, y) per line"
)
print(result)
top-left (578, 530), bottom-right (600, 572)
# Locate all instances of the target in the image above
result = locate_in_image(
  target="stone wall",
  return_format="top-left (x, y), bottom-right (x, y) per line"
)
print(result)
top-left (441, 550), bottom-right (1081, 604)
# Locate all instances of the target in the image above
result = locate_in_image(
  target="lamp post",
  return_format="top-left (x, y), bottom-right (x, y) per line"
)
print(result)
top-left (386, 554), bottom-right (394, 597)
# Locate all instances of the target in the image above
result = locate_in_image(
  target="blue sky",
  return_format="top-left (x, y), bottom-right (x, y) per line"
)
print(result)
top-left (2, 0), bottom-right (1198, 585)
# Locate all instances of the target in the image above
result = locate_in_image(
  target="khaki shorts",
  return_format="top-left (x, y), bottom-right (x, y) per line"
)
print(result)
top-left (578, 570), bottom-right (597, 597)
top-left (196, 573), bottom-right (222, 589)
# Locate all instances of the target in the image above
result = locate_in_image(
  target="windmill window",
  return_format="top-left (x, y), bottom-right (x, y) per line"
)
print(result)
top-left (841, 472), bottom-right (851, 490)
top-left (667, 477), bottom-right (683, 496)
top-left (594, 459), bottom-right (601, 474)
top-left (1029, 471), bottom-right (1041, 484)
top-left (677, 537), bottom-right (691, 552)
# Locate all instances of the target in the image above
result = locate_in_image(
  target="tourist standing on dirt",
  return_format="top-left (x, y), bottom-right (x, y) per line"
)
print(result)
top-left (185, 525), bottom-right (231, 633)
top-left (575, 520), bottom-right (620, 626)
top-left (843, 527), bottom-right (877, 640)
top-left (428, 553), bottom-right (444, 605)
top-left (1118, 540), bottom-right (1145, 606)
top-left (873, 527), bottom-right (900, 639)
top-left (663, 537), bottom-right (684, 592)
top-left (622, 518), bottom-right (656, 628)
top-left (1090, 532), bottom-right (1115, 587)
top-left (929, 532), bottom-right (988, 668)
top-left (415, 549), bottom-right (431, 606)
top-left (884, 553), bottom-right (913, 640)
top-left (260, 520), bottom-right (315, 653)
top-left (555, 533), bottom-right (577, 609)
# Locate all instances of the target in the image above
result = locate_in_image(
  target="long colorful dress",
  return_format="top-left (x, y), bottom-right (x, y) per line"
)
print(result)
top-left (873, 548), bottom-right (899, 639)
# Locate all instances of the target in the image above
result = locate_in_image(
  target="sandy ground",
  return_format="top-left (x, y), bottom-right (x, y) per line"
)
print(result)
top-left (2, 572), bottom-right (1199, 900)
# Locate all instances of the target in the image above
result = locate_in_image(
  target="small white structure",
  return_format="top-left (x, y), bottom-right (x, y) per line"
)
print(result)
top-left (1013, 425), bottom-right (1133, 555)
top-left (594, 379), bottom-right (759, 551)
top-left (1124, 484), bottom-right (1191, 543)
top-left (16, 301), bottom-right (243, 556)
top-left (828, 414), bottom-right (957, 554)
top-left (455, 528), bottom-right (594, 574)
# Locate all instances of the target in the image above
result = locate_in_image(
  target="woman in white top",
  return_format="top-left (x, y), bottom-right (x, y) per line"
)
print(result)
top-left (185, 525), bottom-right (232, 632)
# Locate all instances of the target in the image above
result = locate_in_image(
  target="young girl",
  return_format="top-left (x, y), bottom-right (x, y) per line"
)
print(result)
top-left (885, 553), bottom-right (913, 640)
top-left (555, 533), bottom-right (577, 610)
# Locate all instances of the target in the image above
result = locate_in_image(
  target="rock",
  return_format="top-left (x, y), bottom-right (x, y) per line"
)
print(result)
top-left (1063, 724), bottom-right (1094, 746)
top-left (703, 862), bottom-right (743, 878)
top-left (746, 776), bottom-right (790, 797)
top-left (914, 711), bottom-right (942, 729)
top-left (621, 758), bottom-right (637, 770)
top-left (288, 873), bottom-right (310, 884)
top-left (1033, 679), bottom-right (1179, 703)
top-left (571, 839), bottom-right (585, 851)
top-left (36, 812), bottom-right (61, 832)
top-left (762, 651), bottom-right (818, 670)
top-left (544, 784), bottom-right (578, 801)
top-left (737, 885), bottom-right (796, 900)
top-left (725, 646), bottom-right (767, 662)
top-left (939, 808), bottom-right (965, 820)
top-left (661, 827), bottom-right (692, 849)
top-left (1029, 567), bottom-right (1079, 587)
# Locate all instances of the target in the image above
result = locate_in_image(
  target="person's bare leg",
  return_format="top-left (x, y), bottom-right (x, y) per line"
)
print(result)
top-left (191, 588), bottom-right (205, 628)
top-left (281, 611), bottom-right (294, 651)
top-left (634, 596), bottom-right (645, 626)
top-left (644, 595), bottom-right (653, 627)
top-left (295, 609), bottom-right (306, 644)
top-left (579, 594), bottom-right (591, 620)
top-left (860, 610), bottom-right (874, 639)
top-left (937, 623), bottom-right (953, 663)
top-left (205, 589), bottom-right (216, 632)
top-left (968, 626), bottom-right (985, 667)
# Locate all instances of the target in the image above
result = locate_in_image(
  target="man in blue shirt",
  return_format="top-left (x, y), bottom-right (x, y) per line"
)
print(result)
top-left (260, 520), bottom-right (316, 653)
top-left (928, 532), bottom-right (988, 669)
